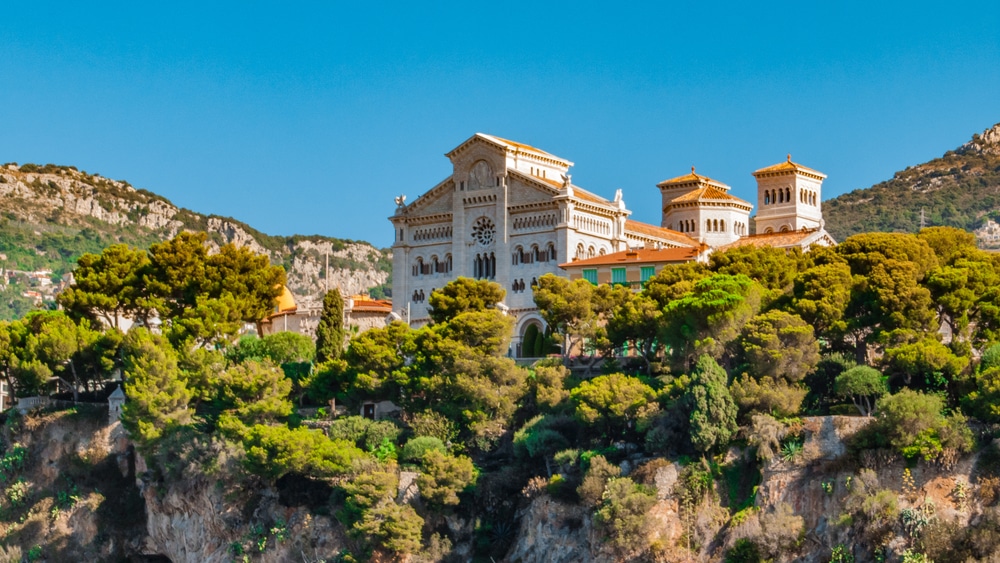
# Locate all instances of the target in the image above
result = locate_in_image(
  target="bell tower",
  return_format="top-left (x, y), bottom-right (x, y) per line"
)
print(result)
top-left (752, 155), bottom-right (825, 234)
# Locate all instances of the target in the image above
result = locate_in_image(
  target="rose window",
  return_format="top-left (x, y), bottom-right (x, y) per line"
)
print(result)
top-left (472, 217), bottom-right (495, 246)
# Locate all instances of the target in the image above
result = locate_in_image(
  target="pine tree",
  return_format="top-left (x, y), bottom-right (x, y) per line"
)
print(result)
top-left (120, 329), bottom-right (192, 452)
top-left (315, 289), bottom-right (345, 364)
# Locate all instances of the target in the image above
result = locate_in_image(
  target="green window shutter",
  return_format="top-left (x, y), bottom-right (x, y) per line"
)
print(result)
top-left (583, 269), bottom-right (598, 285)
top-left (640, 266), bottom-right (655, 282)
top-left (611, 267), bottom-right (627, 285)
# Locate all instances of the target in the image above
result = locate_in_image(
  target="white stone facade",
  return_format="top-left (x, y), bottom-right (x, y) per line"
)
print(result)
top-left (389, 134), bottom-right (698, 355)
top-left (752, 157), bottom-right (826, 234)
top-left (389, 134), bottom-right (833, 357)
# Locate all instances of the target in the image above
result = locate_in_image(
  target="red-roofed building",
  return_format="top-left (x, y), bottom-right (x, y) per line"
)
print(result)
top-left (559, 246), bottom-right (708, 290)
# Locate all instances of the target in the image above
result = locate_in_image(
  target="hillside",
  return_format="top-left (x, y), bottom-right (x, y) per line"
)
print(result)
top-left (0, 163), bottom-right (391, 320)
top-left (824, 122), bottom-right (1000, 242)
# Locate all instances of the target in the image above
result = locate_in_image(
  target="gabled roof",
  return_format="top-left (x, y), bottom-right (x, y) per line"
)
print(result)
top-left (529, 173), bottom-right (615, 206)
top-left (559, 246), bottom-right (700, 269)
top-left (446, 133), bottom-right (573, 166)
top-left (753, 155), bottom-right (827, 178)
top-left (716, 228), bottom-right (835, 250)
top-left (658, 167), bottom-right (731, 190)
top-left (624, 220), bottom-right (700, 247)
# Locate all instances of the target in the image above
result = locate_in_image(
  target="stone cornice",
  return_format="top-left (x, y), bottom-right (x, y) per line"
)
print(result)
top-left (663, 201), bottom-right (753, 213)
top-left (753, 169), bottom-right (826, 182)
top-left (403, 213), bottom-right (454, 226)
top-left (394, 178), bottom-right (455, 217)
top-left (508, 201), bottom-right (558, 213)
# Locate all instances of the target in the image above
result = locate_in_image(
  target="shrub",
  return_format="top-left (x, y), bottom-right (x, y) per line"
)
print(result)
top-left (593, 477), bottom-right (656, 553)
top-left (577, 455), bottom-right (620, 508)
top-left (354, 500), bottom-right (424, 556)
top-left (725, 538), bottom-right (761, 563)
top-left (731, 375), bottom-right (807, 421)
top-left (400, 436), bottom-right (446, 463)
top-left (726, 503), bottom-right (803, 559)
top-left (341, 462), bottom-right (398, 521)
top-left (328, 416), bottom-right (402, 451)
top-left (869, 389), bottom-right (973, 461)
top-left (405, 410), bottom-right (458, 445)
top-left (981, 343), bottom-right (1000, 372)
top-left (417, 450), bottom-right (477, 508)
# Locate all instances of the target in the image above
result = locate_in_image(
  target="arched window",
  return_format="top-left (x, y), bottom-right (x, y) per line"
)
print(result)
top-left (513, 246), bottom-right (522, 265)
top-left (765, 193), bottom-right (770, 205)
top-left (533, 245), bottom-right (540, 262)
top-left (576, 243), bottom-right (585, 259)
top-left (446, 254), bottom-right (452, 272)
top-left (707, 219), bottom-right (712, 232)
top-left (547, 243), bottom-right (556, 261)
top-left (599, 248), bottom-right (606, 256)
top-left (587, 246), bottom-right (596, 259)
top-left (764, 227), bottom-right (774, 234)
top-left (780, 225), bottom-right (790, 232)
top-left (720, 219), bottom-right (726, 232)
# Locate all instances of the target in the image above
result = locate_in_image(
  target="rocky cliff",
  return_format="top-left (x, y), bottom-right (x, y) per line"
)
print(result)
top-left (506, 416), bottom-right (999, 563)
top-left (3, 410), bottom-right (996, 562)
top-left (0, 163), bottom-right (391, 317)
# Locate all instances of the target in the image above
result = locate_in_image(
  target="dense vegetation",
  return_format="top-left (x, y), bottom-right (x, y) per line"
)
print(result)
top-left (2, 227), bottom-right (1000, 561)
top-left (824, 124), bottom-right (1000, 241)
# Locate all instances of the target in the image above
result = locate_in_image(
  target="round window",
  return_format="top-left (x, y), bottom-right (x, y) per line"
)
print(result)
top-left (472, 216), bottom-right (495, 246)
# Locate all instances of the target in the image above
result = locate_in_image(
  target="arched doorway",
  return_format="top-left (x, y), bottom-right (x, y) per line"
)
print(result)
top-left (514, 314), bottom-right (547, 358)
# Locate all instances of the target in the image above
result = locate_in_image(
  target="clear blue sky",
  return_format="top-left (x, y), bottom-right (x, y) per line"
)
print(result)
top-left (2, 2), bottom-right (998, 248)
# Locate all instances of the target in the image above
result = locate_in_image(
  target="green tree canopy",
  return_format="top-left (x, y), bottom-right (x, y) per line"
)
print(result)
top-left (871, 389), bottom-right (972, 460)
top-left (533, 274), bottom-right (601, 360)
top-left (315, 289), bottom-right (346, 363)
top-left (58, 243), bottom-right (152, 329)
top-left (882, 337), bottom-right (967, 391)
top-left (428, 277), bottom-right (505, 324)
top-left (834, 365), bottom-right (887, 416)
top-left (212, 359), bottom-right (293, 425)
top-left (791, 261), bottom-right (853, 344)
top-left (709, 245), bottom-right (805, 292)
top-left (660, 274), bottom-right (763, 367)
top-left (120, 328), bottom-right (192, 452)
top-left (417, 450), bottom-right (477, 508)
top-left (737, 310), bottom-right (819, 383)
top-left (686, 355), bottom-right (737, 454)
top-left (570, 373), bottom-right (656, 436)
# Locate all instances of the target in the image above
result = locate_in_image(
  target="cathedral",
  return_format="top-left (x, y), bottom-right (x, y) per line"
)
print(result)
top-left (389, 133), bottom-right (834, 355)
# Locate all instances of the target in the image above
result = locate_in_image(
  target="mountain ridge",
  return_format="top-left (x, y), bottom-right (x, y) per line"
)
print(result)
top-left (823, 122), bottom-right (1000, 242)
top-left (0, 162), bottom-right (391, 319)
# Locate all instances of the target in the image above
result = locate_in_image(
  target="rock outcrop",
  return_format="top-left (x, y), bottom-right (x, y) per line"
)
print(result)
top-left (0, 164), bottom-right (390, 304)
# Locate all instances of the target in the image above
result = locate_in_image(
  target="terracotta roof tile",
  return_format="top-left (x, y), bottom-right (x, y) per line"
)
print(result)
top-left (668, 185), bottom-right (751, 205)
top-left (532, 175), bottom-right (613, 205)
top-left (624, 220), bottom-right (700, 246)
top-left (753, 156), bottom-right (826, 178)
top-left (560, 246), bottom-right (700, 268)
top-left (658, 168), bottom-right (730, 189)
top-left (717, 228), bottom-right (827, 250)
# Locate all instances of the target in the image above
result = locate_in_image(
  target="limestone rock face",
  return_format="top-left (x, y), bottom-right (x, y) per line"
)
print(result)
top-left (0, 164), bottom-right (390, 304)
top-left (962, 122), bottom-right (1000, 156)
top-left (141, 472), bottom-right (348, 563)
